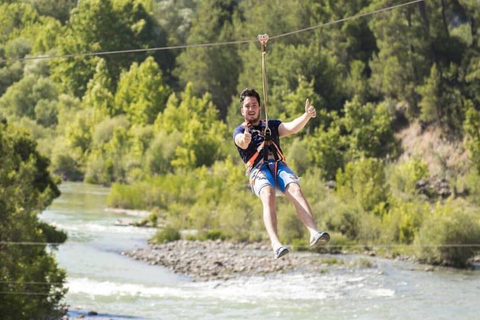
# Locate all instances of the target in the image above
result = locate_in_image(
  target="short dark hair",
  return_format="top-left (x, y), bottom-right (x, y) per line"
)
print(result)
top-left (239, 88), bottom-right (261, 105)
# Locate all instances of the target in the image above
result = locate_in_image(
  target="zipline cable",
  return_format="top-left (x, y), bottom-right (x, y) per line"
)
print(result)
top-left (0, 241), bottom-right (62, 246)
top-left (293, 244), bottom-right (480, 249)
top-left (1, 241), bottom-right (479, 248)
top-left (0, 281), bottom-right (65, 285)
top-left (0, 39), bottom-right (256, 63)
top-left (0, 0), bottom-right (425, 64)
top-left (0, 291), bottom-right (56, 296)
top-left (269, 0), bottom-right (426, 40)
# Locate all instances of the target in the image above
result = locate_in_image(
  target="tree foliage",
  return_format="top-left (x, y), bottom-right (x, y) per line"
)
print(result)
top-left (115, 56), bottom-right (171, 125)
top-left (0, 121), bottom-right (66, 320)
top-left (175, 0), bottom-right (240, 118)
top-left (51, 0), bottom-right (171, 97)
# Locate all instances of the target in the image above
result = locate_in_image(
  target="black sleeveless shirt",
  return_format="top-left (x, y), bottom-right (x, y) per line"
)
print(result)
top-left (233, 120), bottom-right (283, 167)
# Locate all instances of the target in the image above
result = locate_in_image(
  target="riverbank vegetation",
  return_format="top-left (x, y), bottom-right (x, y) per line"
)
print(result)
top-left (0, 121), bottom-right (67, 319)
top-left (1, 0), bottom-right (480, 272)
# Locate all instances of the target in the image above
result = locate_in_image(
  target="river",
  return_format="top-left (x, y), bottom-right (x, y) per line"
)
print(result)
top-left (40, 182), bottom-right (480, 320)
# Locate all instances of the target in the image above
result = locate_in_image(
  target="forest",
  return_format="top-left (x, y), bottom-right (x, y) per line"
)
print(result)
top-left (1, 0), bottom-right (480, 317)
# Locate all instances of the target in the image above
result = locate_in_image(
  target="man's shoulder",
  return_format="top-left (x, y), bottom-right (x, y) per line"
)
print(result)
top-left (233, 124), bottom-right (245, 136)
top-left (269, 119), bottom-right (282, 127)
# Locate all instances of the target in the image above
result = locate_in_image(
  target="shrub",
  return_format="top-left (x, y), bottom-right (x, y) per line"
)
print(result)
top-left (50, 137), bottom-right (83, 181)
top-left (381, 197), bottom-right (430, 244)
top-left (388, 158), bottom-right (429, 195)
top-left (414, 200), bottom-right (480, 267)
top-left (278, 203), bottom-right (306, 244)
top-left (285, 138), bottom-right (310, 176)
top-left (311, 232), bottom-right (356, 253)
top-left (341, 98), bottom-right (395, 159)
top-left (35, 99), bottom-right (58, 127)
top-left (307, 124), bottom-right (345, 180)
top-left (185, 229), bottom-right (228, 241)
top-left (154, 226), bottom-right (181, 244)
top-left (217, 193), bottom-right (261, 241)
top-left (465, 168), bottom-right (480, 205)
top-left (145, 130), bottom-right (182, 175)
top-left (336, 157), bottom-right (390, 214)
top-left (323, 201), bottom-right (360, 240)
top-left (291, 238), bottom-right (309, 251)
top-left (356, 210), bottom-right (384, 244)
top-left (84, 150), bottom-right (113, 184)
top-left (108, 183), bottom-right (149, 209)
top-left (91, 115), bottom-right (129, 147)
top-left (188, 201), bottom-right (219, 232)
top-left (205, 230), bottom-right (225, 240)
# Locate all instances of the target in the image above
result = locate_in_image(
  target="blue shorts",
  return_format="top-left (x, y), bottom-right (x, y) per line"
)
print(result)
top-left (249, 161), bottom-right (300, 197)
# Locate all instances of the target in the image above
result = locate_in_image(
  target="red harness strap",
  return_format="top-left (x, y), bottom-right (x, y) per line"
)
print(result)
top-left (245, 139), bottom-right (286, 174)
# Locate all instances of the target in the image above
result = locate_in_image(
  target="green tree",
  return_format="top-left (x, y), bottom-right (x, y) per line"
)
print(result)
top-left (415, 199), bottom-right (480, 268)
top-left (0, 62), bottom-right (23, 96)
top-left (235, 0), bottom-right (308, 95)
top-left (145, 130), bottom-right (182, 175)
top-left (280, 76), bottom-right (324, 133)
top-left (416, 64), bottom-right (443, 123)
top-left (175, 0), bottom-right (240, 118)
top-left (51, 0), bottom-right (170, 97)
top-left (0, 75), bottom-right (59, 125)
top-left (307, 117), bottom-right (346, 180)
top-left (463, 102), bottom-right (480, 174)
top-left (0, 3), bottom-right (39, 44)
top-left (26, 0), bottom-right (77, 24)
top-left (155, 83), bottom-right (228, 169)
top-left (368, 1), bottom-right (431, 115)
top-left (154, 0), bottom-right (198, 47)
top-left (85, 125), bottom-right (133, 184)
top-left (307, 0), bottom-right (376, 105)
top-left (115, 56), bottom-right (172, 125)
top-left (0, 75), bottom-right (38, 119)
top-left (336, 157), bottom-right (389, 214)
top-left (341, 97), bottom-right (395, 160)
top-left (0, 2), bottom-right (62, 59)
top-left (417, 63), bottom-right (465, 130)
top-left (82, 58), bottom-right (115, 121)
top-left (0, 121), bottom-right (67, 320)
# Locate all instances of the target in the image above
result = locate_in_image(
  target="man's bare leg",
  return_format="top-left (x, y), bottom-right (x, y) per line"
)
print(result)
top-left (259, 186), bottom-right (283, 251)
top-left (284, 183), bottom-right (320, 242)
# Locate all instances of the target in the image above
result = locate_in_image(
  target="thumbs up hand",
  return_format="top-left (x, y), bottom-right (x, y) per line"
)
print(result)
top-left (305, 99), bottom-right (316, 118)
top-left (243, 126), bottom-right (252, 145)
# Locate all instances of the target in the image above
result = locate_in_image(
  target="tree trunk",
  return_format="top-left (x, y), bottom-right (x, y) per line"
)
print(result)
top-left (418, 1), bottom-right (430, 33)
top-left (441, 0), bottom-right (450, 38)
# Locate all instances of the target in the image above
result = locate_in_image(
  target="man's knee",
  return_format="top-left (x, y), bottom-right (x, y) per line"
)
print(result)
top-left (260, 186), bottom-right (276, 200)
top-left (285, 182), bottom-right (302, 194)
top-left (286, 182), bottom-right (303, 197)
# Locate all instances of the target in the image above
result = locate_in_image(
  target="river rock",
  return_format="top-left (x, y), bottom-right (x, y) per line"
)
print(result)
top-left (123, 240), bottom-right (330, 281)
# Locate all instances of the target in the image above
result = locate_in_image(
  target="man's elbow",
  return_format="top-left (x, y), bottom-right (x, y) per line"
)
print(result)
top-left (235, 138), bottom-right (247, 149)
top-left (282, 127), bottom-right (296, 137)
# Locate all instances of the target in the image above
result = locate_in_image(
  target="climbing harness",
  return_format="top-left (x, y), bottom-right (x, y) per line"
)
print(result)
top-left (257, 34), bottom-right (283, 164)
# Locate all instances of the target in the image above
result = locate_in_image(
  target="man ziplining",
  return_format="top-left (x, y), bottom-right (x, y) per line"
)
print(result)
top-left (233, 88), bottom-right (330, 259)
top-left (233, 35), bottom-right (329, 260)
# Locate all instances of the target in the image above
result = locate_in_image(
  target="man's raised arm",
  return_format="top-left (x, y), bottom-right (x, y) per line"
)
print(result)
top-left (278, 99), bottom-right (316, 137)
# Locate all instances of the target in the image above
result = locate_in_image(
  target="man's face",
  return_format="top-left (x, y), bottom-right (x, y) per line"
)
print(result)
top-left (241, 96), bottom-right (261, 123)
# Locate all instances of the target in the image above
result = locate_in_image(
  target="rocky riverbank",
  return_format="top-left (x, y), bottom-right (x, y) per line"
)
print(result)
top-left (122, 240), bottom-right (343, 281)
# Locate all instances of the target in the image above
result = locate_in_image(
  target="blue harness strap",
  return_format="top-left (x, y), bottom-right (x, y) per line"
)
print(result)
top-left (267, 161), bottom-right (278, 186)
